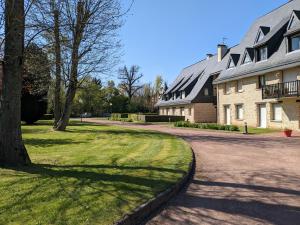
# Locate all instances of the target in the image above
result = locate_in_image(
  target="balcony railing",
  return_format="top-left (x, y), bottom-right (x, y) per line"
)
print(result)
top-left (262, 80), bottom-right (300, 99)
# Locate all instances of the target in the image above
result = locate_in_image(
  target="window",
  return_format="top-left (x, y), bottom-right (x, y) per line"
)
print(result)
top-left (181, 91), bottom-right (185, 99)
top-left (172, 107), bottom-right (176, 115)
top-left (225, 83), bottom-right (231, 94)
top-left (290, 35), bottom-right (300, 52)
top-left (180, 107), bottom-right (185, 116)
top-left (272, 104), bottom-right (282, 121)
top-left (257, 46), bottom-right (268, 61)
top-left (242, 52), bottom-right (252, 64)
top-left (188, 108), bottom-right (192, 116)
top-left (204, 88), bottom-right (209, 96)
top-left (236, 105), bottom-right (244, 120)
top-left (256, 31), bottom-right (264, 43)
top-left (236, 80), bottom-right (243, 92)
top-left (227, 58), bottom-right (235, 69)
top-left (166, 108), bottom-right (170, 115)
top-left (258, 75), bottom-right (266, 88)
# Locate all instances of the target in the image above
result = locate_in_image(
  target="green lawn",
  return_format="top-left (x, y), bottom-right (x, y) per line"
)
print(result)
top-left (241, 126), bottom-right (281, 135)
top-left (0, 121), bottom-right (192, 225)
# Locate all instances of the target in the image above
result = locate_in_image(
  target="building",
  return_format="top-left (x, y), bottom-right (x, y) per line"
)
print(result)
top-left (155, 46), bottom-right (228, 123)
top-left (214, 0), bottom-right (300, 130)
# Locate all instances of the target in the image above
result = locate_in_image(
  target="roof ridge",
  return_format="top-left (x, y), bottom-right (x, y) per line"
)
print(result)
top-left (256, 0), bottom-right (296, 20)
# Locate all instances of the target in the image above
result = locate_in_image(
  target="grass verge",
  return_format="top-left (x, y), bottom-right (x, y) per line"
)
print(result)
top-left (0, 121), bottom-right (192, 225)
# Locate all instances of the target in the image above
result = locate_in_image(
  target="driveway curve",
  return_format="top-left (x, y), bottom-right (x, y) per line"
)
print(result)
top-left (85, 119), bottom-right (300, 225)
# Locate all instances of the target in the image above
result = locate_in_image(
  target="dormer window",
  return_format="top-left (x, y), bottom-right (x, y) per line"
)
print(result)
top-left (257, 46), bottom-right (268, 61)
top-left (181, 91), bottom-right (185, 99)
top-left (255, 26), bottom-right (270, 44)
top-left (289, 34), bottom-right (300, 52)
top-left (227, 58), bottom-right (235, 69)
top-left (227, 54), bottom-right (240, 69)
top-left (242, 52), bottom-right (252, 64)
top-left (256, 31), bottom-right (264, 43)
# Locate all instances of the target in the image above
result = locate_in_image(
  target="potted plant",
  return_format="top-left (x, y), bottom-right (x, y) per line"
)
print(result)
top-left (283, 127), bottom-right (293, 137)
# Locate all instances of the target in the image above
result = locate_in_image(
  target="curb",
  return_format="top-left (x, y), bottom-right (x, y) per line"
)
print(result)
top-left (115, 147), bottom-right (196, 225)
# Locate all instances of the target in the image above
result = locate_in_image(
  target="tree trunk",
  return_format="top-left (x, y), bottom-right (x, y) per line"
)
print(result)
top-left (0, 0), bottom-right (31, 165)
top-left (53, 8), bottom-right (62, 127)
top-left (54, 1), bottom-right (85, 131)
top-left (54, 35), bottom-right (81, 131)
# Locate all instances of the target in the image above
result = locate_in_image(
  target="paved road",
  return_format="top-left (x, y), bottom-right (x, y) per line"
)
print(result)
top-left (85, 119), bottom-right (300, 225)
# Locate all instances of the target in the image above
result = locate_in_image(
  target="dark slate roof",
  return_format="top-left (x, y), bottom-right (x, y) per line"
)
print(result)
top-left (156, 54), bottom-right (224, 107)
top-left (214, 0), bottom-right (300, 84)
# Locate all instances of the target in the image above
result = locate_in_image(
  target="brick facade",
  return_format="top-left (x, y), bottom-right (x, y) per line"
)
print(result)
top-left (217, 67), bottom-right (300, 130)
top-left (159, 103), bottom-right (217, 123)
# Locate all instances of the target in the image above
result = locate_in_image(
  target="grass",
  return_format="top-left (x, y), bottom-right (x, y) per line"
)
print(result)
top-left (241, 126), bottom-right (281, 135)
top-left (0, 121), bottom-right (192, 225)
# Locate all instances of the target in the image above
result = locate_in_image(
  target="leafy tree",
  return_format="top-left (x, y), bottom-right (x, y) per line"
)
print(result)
top-left (21, 43), bottom-right (51, 124)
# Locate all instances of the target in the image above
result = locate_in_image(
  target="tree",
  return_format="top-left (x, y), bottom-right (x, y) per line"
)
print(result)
top-left (0, 0), bottom-right (31, 165)
top-left (25, 0), bottom-right (64, 127)
top-left (118, 65), bottom-right (143, 102)
top-left (53, 0), bottom-right (123, 131)
top-left (22, 43), bottom-right (50, 124)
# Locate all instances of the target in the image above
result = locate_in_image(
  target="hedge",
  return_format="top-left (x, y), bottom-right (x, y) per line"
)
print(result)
top-left (139, 115), bottom-right (185, 122)
top-left (111, 113), bottom-right (129, 121)
top-left (174, 121), bottom-right (240, 131)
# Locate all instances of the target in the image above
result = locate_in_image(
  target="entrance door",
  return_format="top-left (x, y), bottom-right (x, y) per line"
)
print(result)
top-left (225, 106), bottom-right (231, 125)
top-left (259, 104), bottom-right (267, 128)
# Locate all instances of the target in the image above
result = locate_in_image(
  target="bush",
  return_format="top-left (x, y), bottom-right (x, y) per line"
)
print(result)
top-left (111, 113), bottom-right (129, 121)
top-left (141, 115), bottom-right (185, 122)
top-left (174, 121), bottom-right (239, 132)
top-left (21, 93), bottom-right (47, 124)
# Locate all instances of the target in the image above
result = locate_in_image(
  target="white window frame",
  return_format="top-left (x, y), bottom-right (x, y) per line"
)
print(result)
top-left (237, 80), bottom-right (243, 93)
top-left (225, 83), bottom-right (231, 94)
top-left (236, 104), bottom-right (244, 120)
top-left (257, 46), bottom-right (268, 61)
top-left (272, 103), bottom-right (282, 122)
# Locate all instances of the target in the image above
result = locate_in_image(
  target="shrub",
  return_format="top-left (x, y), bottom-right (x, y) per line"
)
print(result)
top-left (111, 113), bottom-right (129, 121)
top-left (174, 121), bottom-right (239, 132)
top-left (21, 93), bottom-right (47, 124)
top-left (141, 115), bottom-right (184, 122)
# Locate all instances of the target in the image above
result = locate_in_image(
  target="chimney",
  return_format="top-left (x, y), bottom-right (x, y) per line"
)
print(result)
top-left (206, 54), bottom-right (213, 60)
top-left (217, 44), bottom-right (228, 62)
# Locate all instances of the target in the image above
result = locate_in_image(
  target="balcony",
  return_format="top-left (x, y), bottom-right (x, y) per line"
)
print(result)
top-left (262, 80), bottom-right (300, 99)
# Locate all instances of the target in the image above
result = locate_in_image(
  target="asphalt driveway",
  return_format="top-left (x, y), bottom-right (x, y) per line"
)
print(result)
top-left (85, 119), bottom-right (300, 225)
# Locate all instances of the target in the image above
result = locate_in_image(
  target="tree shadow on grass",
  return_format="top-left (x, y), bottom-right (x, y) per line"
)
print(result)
top-left (0, 163), bottom-right (186, 224)
top-left (7, 163), bottom-right (185, 188)
top-left (24, 138), bottom-right (89, 147)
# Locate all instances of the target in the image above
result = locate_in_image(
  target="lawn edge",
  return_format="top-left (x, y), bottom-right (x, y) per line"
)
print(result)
top-left (115, 147), bottom-right (195, 225)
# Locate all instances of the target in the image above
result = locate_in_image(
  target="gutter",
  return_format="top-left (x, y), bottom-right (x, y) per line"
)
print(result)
top-left (213, 60), bottom-right (300, 84)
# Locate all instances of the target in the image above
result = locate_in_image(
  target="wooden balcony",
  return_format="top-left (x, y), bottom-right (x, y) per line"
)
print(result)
top-left (262, 80), bottom-right (300, 99)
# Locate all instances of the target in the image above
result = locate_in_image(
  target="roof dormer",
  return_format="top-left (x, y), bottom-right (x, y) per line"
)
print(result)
top-left (255, 26), bottom-right (270, 44)
top-left (287, 10), bottom-right (300, 31)
top-left (227, 54), bottom-right (240, 69)
top-left (241, 48), bottom-right (254, 64)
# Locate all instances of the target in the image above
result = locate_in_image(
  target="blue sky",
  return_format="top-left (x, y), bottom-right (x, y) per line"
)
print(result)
top-left (119, 0), bottom-right (288, 85)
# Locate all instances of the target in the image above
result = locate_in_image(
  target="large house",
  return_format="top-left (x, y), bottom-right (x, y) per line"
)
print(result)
top-left (157, 0), bottom-right (300, 131)
top-left (155, 45), bottom-right (228, 123)
top-left (214, 0), bottom-right (300, 130)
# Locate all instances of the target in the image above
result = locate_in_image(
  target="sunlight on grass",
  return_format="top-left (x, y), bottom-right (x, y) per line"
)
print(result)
top-left (0, 121), bottom-right (192, 225)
